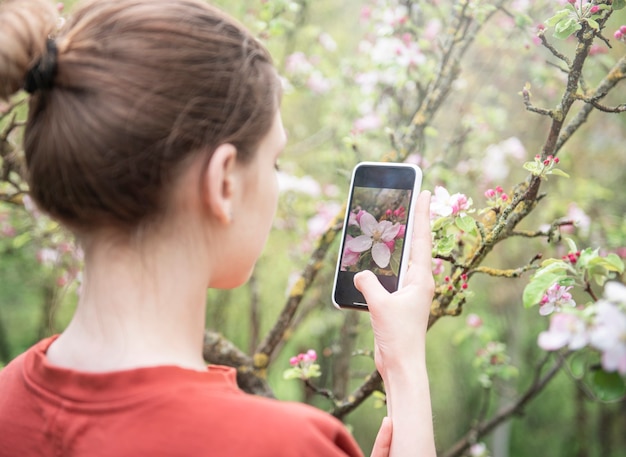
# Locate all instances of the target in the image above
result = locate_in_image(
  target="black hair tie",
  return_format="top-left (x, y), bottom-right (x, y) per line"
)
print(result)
top-left (24, 39), bottom-right (58, 94)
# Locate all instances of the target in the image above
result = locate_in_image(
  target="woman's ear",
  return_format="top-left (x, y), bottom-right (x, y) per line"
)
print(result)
top-left (202, 143), bottom-right (238, 224)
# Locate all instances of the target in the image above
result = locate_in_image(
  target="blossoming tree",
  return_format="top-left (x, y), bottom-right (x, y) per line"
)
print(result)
top-left (1, 0), bottom-right (626, 455)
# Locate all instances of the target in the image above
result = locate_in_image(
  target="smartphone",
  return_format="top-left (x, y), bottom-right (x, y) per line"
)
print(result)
top-left (332, 162), bottom-right (422, 310)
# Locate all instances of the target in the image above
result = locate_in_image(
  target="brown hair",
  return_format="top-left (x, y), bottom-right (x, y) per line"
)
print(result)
top-left (0, 0), bottom-right (280, 232)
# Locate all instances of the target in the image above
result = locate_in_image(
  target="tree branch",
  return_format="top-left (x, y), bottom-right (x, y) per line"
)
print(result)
top-left (441, 353), bottom-right (566, 457)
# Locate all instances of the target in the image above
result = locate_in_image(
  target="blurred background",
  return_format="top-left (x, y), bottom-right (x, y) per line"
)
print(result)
top-left (1, 1), bottom-right (625, 456)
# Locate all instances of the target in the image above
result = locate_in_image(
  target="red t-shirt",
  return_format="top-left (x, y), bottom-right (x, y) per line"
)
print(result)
top-left (0, 337), bottom-right (364, 457)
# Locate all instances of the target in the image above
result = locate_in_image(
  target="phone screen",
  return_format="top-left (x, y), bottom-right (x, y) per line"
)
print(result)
top-left (333, 163), bottom-right (420, 309)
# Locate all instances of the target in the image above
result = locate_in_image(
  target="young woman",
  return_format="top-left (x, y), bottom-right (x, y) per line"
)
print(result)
top-left (0, 0), bottom-right (436, 455)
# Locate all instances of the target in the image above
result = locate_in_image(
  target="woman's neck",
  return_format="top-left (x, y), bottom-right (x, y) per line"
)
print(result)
top-left (46, 229), bottom-right (210, 373)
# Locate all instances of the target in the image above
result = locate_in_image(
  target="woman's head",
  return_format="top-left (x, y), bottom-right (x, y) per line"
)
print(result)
top-left (0, 0), bottom-right (281, 233)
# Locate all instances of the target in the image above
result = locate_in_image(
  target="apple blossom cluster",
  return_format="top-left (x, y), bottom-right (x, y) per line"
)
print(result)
top-left (523, 154), bottom-right (569, 179)
top-left (443, 273), bottom-right (469, 293)
top-left (538, 282), bottom-right (626, 375)
top-left (284, 349), bottom-right (321, 381)
top-left (289, 349), bottom-right (318, 366)
top-left (484, 186), bottom-right (509, 208)
top-left (538, 283), bottom-right (576, 316)
top-left (430, 186), bottom-right (473, 219)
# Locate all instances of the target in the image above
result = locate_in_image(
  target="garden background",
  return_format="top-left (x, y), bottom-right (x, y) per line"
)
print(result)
top-left (1, 1), bottom-right (625, 456)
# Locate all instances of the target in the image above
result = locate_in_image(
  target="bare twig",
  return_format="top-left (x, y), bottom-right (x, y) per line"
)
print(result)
top-left (441, 353), bottom-right (565, 457)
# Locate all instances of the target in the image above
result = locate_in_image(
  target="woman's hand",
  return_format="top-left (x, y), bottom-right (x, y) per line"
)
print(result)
top-left (354, 190), bottom-right (434, 380)
top-left (355, 190), bottom-right (436, 457)
top-left (370, 417), bottom-right (392, 457)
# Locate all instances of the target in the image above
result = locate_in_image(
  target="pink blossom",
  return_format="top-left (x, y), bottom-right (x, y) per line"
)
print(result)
top-left (352, 113), bottom-right (382, 133)
top-left (0, 223), bottom-right (16, 237)
top-left (466, 313), bottom-right (483, 328)
top-left (538, 313), bottom-right (588, 351)
top-left (307, 202), bottom-right (342, 240)
top-left (430, 186), bottom-right (472, 218)
top-left (304, 349), bottom-right (317, 362)
top-left (589, 283), bottom-right (626, 374)
top-left (289, 356), bottom-right (299, 366)
top-left (345, 211), bottom-right (401, 268)
top-left (348, 209), bottom-right (367, 227)
top-left (306, 73), bottom-right (332, 94)
top-left (284, 52), bottom-right (313, 76)
top-left (432, 258), bottom-right (444, 275)
top-left (539, 283), bottom-right (576, 316)
top-left (341, 235), bottom-right (360, 269)
top-left (37, 248), bottom-right (60, 266)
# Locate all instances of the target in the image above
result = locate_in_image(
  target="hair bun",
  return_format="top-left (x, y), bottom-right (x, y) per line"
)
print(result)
top-left (24, 38), bottom-right (58, 94)
top-left (0, 0), bottom-right (58, 99)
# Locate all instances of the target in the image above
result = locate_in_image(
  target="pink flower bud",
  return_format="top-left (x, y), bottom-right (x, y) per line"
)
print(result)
top-left (461, 283), bottom-right (468, 290)
top-left (396, 224), bottom-right (406, 238)
top-left (553, 157), bottom-right (560, 164)
top-left (621, 25), bottom-right (626, 34)
top-left (567, 0), bottom-right (576, 4)
top-left (495, 186), bottom-right (504, 193)
top-left (590, 5), bottom-right (599, 13)
top-left (466, 313), bottom-right (483, 328)
top-left (615, 30), bottom-right (624, 40)
top-left (444, 275), bottom-right (450, 282)
top-left (485, 189), bottom-right (496, 198)
top-left (289, 357), bottom-right (299, 366)
top-left (501, 193), bottom-right (509, 201)
top-left (306, 349), bottom-right (317, 362)
top-left (386, 209), bottom-right (392, 217)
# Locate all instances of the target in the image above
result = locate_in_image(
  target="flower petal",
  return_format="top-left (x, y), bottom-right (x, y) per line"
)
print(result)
top-left (345, 235), bottom-right (373, 253)
top-left (358, 212), bottom-right (378, 236)
top-left (380, 222), bottom-right (401, 241)
top-left (371, 242), bottom-right (391, 268)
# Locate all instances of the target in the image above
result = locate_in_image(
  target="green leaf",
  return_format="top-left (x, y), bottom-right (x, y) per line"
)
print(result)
top-left (568, 352), bottom-right (587, 379)
top-left (614, 0), bottom-right (626, 11)
top-left (523, 272), bottom-right (564, 308)
top-left (591, 370), bottom-right (626, 401)
top-left (545, 9), bottom-right (571, 27)
top-left (434, 234), bottom-right (455, 256)
top-left (424, 126), bottom-right (439, 137)
top-left (283, 367), bottom-right (302, 380)
top-left (554, 17), bottom-right (582, 40)
top-left (535, 260), bottom-right (575, 277)
top-left (548, 168), bottom-right (570, 178)
top-left (586, 18), bottom-right (599, 31)
top-left (576, 247), bottom-right (598, 270)
top-left (389, 244), bottom-right (402, 277)
top-left (432, 216), bottom-right (453, 232)
top-left (523, 161), bottom-right (542, 175)
top-left (455, 215), bottom-right (477, 234)
top-left (558, 276), bottom-right (577, 287)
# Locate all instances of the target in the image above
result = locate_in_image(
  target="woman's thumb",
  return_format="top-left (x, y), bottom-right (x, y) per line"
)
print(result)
top-left (354, 270), bottom-right (388, 307)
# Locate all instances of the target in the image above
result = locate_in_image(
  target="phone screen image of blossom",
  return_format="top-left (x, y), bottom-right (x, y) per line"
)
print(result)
top-left (334, 165), bottom-right (417, 308)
